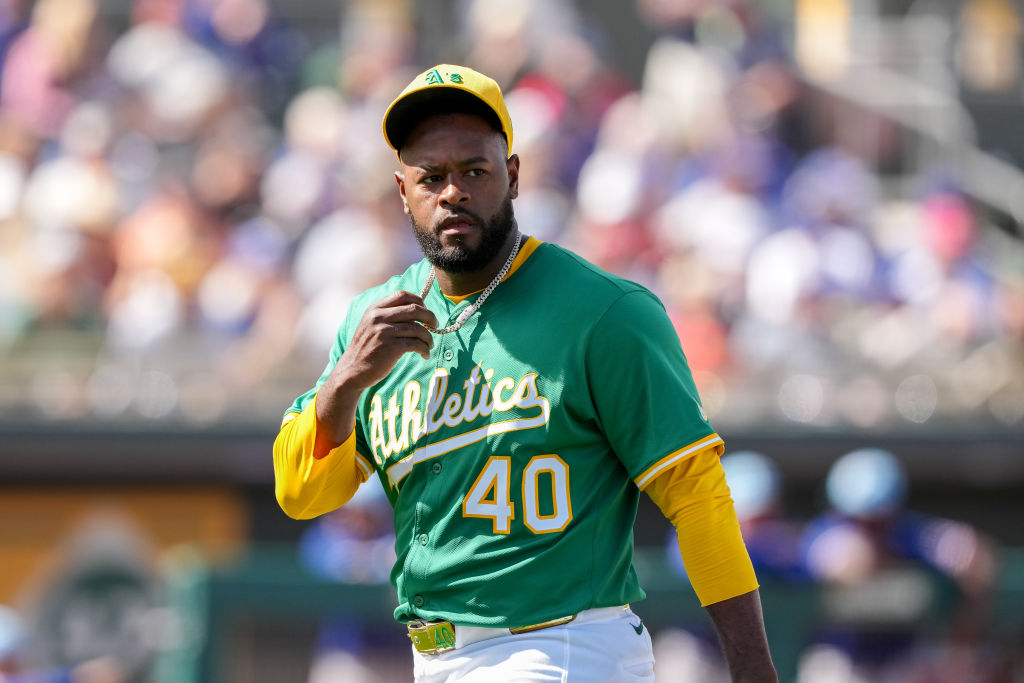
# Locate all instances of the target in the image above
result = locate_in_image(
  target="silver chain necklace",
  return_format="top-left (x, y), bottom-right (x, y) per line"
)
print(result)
top-left (420, 232), bottom-right (523, 335)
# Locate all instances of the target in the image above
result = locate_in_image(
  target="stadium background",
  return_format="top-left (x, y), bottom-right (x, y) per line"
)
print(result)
top-left (0, 0), bottom-right (1021, 680)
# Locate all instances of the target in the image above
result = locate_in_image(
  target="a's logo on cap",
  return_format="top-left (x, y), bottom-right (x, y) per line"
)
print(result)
top-left (425, 68), bottom-right (463, 85)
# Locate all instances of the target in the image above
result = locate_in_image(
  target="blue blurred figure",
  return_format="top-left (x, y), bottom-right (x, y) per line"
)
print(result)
top-left (298, 474), bottom-right (400, 683)
top-left (656, 451), bottom-right (805, 682)
top-left (665, 450), bottom-right (806, 581)
top-left (798, 448), bottom-right (1000, 683)
top-left (721, 451), bottom-right (807, 583)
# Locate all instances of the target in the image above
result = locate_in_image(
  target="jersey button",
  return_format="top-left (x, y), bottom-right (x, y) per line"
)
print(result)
top-left (413, 594), bottom-right (425, 607)
top-left (443, 349), bottom-right (454, 361)
top-left (419, 534), bottom-right (428, 545)
top-left (432, 462), bottom-right (443, 474)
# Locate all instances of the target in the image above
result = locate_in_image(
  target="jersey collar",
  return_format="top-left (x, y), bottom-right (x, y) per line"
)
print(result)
top-left (442, 236), bottom-right (543, 304)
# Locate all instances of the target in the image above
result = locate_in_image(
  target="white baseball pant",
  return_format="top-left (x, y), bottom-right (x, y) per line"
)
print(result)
top-left (411, 605), bottom-right (655, 683)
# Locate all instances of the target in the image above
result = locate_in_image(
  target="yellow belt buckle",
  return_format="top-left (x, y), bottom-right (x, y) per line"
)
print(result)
top-left (408, 619), bottom-right (457, 654)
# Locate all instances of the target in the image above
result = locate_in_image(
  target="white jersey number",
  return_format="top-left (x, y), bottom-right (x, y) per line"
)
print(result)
top-left (463, 455), bottom-right (572, 534)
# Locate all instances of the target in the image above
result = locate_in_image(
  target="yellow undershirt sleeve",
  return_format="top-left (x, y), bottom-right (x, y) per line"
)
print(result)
top-left (273, 394), bottom-right (373, 519)
top-left (644, 443), bottom-right (759, 606)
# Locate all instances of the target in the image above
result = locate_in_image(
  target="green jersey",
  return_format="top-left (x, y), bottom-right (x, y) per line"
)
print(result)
top-left (285, 240), bottom-right (720, 627)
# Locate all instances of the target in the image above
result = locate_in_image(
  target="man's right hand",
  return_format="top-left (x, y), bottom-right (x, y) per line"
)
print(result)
top-left (336, 291), bottom-right (438, 387)
top-left (316, 291), bottom-right (438, 443)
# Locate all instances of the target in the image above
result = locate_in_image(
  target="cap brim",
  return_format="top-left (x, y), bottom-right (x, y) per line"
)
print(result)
top-left (383, 87), bottom-right (507, 153)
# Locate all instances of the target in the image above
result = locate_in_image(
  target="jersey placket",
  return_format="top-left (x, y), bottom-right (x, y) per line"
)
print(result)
top-left (432, 295), bottom-right (475, 369)
top-left (403, 293), bottom-right (470, 614)
top-left (400, 406), bottom-right (457, 613)
top-left (402, 496), bottom-right (434, 612)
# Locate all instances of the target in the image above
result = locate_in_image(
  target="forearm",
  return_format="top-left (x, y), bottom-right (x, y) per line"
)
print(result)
top-left (314, 365), bottom-right (364, 445)
top-left (705, 589), bottom-right (777, 682)
top-left (273, 396), bottom-right (371, 519)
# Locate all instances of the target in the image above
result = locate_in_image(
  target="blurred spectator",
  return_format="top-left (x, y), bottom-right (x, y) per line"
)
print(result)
top-left (180, 0), bottom-right (305, 118)
top-left (0, 0), bottom-right (98, 138)
top-left (298, 473), bottom-right (395, 585)
top-left (722, 451), bottom-right (806, 581)
top-left (664, 450), bottom-right (807, 584)
top-left (655, 450), bottom-right (807, 682)
top-left (298, 474), bottom-right (398, 683)
top-left (798, 447), bottom-right (1001, 683)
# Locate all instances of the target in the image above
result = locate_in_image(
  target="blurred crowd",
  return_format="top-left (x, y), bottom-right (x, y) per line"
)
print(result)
top-left (0, 0), bottom-right (1022, 430)
top-left (656, 447), bottom-right (1011, 683)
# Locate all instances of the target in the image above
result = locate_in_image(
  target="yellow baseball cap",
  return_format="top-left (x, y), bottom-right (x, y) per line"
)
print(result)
top-left (382, 64), bottom-right (513, 154)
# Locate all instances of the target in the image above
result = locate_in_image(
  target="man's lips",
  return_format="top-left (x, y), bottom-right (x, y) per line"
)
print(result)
top-left (438, 215), bottom-right (477, 236)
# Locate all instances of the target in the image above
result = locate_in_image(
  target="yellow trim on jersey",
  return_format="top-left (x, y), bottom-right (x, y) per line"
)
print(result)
top-left (645, 445), bottom-right (759, 606)
top-left (634, 433), bottom-right (724, 490)
top-left (444, 236), bottom-right (543, 303)
top-left (273, 395), bottom-right (372, 519)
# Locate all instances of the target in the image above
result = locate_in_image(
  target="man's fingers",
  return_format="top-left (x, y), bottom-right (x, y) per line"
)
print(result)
top-left (379, 289), bottom-right (432, 312)
top-left (369, 291), bottom-right (438, 324)
top-left (387, 322), bottom-right (435, 351)
top-left (379, 302), bottom-right (439, 329)
top-left (389, 335), bottom-right (433, 361)
top-left (379, 289), bottom-right (422, 306)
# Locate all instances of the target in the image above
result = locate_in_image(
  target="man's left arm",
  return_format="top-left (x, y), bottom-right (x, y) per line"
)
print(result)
top-left (645, 447), bottom-right (778, 682)
top-left (582, 290), bottom-right (776, 678)
top-left (705, 589), bottom-right (777, 683)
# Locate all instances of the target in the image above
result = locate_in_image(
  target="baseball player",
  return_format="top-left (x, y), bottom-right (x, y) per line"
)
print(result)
top-left (274, 64), bottom-right (777, 682)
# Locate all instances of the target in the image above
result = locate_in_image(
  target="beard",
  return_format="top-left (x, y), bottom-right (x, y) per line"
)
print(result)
top-left (411, 193), bottom-right (517, 273)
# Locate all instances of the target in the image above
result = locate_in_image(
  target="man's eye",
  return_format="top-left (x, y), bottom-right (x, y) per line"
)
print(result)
top-left (422, 175), bottom-right (442, 183)
top-left (465, 169), bottom-right (485, 177)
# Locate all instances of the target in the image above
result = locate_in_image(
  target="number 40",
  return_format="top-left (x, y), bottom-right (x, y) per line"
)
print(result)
top-left (462, 455), bottom-right (573, 534)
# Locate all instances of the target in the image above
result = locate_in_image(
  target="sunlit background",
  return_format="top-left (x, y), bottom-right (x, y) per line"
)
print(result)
top-left (0, 0), bottom-right (1021, 681)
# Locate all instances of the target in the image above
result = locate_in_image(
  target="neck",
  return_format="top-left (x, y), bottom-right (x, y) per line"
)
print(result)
top-left (434, 230), bottom-right (523, 297)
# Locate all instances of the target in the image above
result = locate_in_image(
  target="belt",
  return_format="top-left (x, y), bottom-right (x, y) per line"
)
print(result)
top-left (408, 613), bottom-right (578, 655)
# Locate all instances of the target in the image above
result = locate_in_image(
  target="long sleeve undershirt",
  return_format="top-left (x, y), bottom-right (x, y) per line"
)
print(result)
top-left (644, 444), bottom-right (759, 606)
top-left (272, 394), bottom-right (370, 519)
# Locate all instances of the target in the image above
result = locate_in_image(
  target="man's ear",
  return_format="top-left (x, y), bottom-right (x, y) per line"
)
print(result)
top-left (394, 170), bottom-right (410, 214)
top-left (507, 154), bottom-right (520, 200)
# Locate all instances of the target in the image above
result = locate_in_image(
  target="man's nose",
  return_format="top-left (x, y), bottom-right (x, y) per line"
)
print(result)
top-left (439, 174), bottom-right (469, 206)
